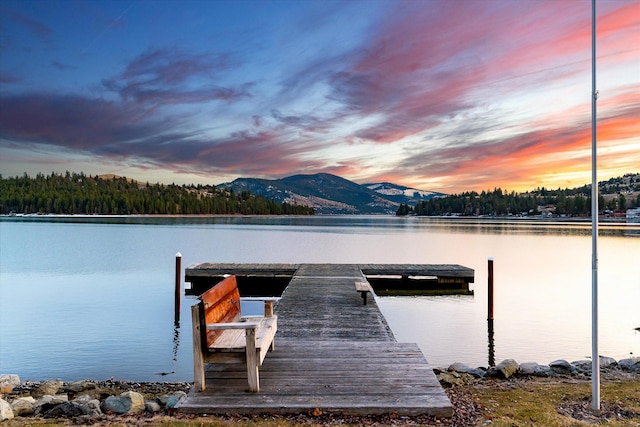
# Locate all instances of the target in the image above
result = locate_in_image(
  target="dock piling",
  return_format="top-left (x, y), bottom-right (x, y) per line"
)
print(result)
top-left (488, 257), bottom-right (494, 321)
top-left (175, 252), bottom-right (182, 325)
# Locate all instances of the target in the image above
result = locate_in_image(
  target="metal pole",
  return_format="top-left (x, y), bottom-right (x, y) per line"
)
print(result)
top-left (175, 252), bottom-right (182, 325)
top-left (591, 0), bottom-right (600, 410)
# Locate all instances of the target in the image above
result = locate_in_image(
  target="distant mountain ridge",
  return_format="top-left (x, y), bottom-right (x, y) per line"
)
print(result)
top-left (220, 173), bottom-right (445, 214)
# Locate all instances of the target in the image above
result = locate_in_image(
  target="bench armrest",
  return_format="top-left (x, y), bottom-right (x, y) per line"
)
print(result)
top-left (206, 321), bottom-right (259, 330)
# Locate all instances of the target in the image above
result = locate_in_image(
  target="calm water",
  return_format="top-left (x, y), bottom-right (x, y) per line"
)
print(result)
top-left (1, 216), bottom-right (639, 382)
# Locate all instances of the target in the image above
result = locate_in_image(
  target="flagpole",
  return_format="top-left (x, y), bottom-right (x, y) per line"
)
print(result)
top-left (591, 0), bottom-right (600, 411)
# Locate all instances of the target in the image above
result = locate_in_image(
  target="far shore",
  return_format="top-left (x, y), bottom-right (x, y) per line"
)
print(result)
top-left (1, 212), bottom-right (635, 223)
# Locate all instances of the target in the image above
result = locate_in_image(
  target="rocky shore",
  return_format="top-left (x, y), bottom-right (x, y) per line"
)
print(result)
top-left (436, 355), bottom-right (640, 386)
top-left (1, 356), bottom-right (638, 424)
top-left (0, 377), bottom-right (190, 422)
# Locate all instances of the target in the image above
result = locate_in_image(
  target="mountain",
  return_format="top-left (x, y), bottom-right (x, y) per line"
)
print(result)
top-left (219, 173), bottom-right (445, 214)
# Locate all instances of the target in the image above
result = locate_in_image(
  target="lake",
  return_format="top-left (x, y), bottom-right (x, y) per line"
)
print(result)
top-left (1, 215), bottom-right (639, 382)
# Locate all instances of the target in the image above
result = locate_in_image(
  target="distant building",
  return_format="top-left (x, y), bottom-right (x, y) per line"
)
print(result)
top-left (627, 208), bottom-right (640, 222)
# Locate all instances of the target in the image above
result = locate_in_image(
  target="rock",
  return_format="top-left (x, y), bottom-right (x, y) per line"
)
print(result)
top-left (486, 359), bottom-right (519, 379)
top-left (448, 362), bottom-right (486, 378)
top-left (599, 356), bottom-right (617, 369)
top-left (145, 400), bottom-right (161, 412)
top-left (10, 397), bottom-right (35, 416)
top-left (34, 394), bottom-right (69, 415)
top-left (38, 379), bottom-right (63, 396)
top-left (0, 398), bottom-right (14, 421)
top-left (43, 401), bottom-right (93, 418)
top-left (550, 359), bottom-right (577, 375)
top-left (619, 357), bottom-right (640, 372)
top-left (164, 391), bottom-right (187, 409)
top-left (0, 374), bottom-right (20, 394)
top-left (103, 391), bottom-right (145, 414)
top-left (437, 371), bottom-right (472, 387)
top-left (68, 379), bottom-right (97, 392)
top-left (74, 395), bottom-right (102, 416)
top-left (572, 359), bottom-right (593, 372)
top-left (518, 362), bottom-right (552, 377)
top-left (158, 391), bottom-right (187, 409)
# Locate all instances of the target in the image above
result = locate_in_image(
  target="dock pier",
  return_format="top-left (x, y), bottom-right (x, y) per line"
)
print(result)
top-left (177, 263), bottom-right (474, 416)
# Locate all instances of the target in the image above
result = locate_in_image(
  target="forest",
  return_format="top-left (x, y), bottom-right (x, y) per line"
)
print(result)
top-left (0, 172), bottom-right (314, 216)
top-left (397, 178), bottom-right (640, 217)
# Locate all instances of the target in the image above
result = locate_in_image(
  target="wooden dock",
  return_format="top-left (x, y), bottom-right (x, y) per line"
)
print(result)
top-left (178, 263), bottom-right (465, 416)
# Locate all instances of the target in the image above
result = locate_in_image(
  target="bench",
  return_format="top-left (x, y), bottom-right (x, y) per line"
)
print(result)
top-left (355, 280), bottom-right (374, 305)
top-left (190, 275), bottom-right (277, 392)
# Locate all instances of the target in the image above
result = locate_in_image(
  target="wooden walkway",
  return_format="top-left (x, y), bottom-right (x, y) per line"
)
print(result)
top-left (177, 264), bottom-right (454, 416)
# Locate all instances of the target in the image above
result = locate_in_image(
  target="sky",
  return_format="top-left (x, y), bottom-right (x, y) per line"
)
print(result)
top-left (0, 0), bottom-right (638, 193)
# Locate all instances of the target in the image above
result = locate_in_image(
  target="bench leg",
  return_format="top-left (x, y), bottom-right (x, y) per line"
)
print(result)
top-left (361, 291), bottom-right (368, 305)
top-left (245, 328), bottom-right (260, 392)
top-left (191, 305), bottom-right (206, 392)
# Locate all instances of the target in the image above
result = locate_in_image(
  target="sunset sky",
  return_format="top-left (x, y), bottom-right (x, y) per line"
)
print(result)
top-left (0, 0), bottom-right (638, 193)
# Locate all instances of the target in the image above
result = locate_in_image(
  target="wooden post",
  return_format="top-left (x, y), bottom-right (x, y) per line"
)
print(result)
top-left (175, 252), bottom-right (182, 325)
top-left (245, 327), bottom-right (259, 392)
top-left (191, 304), bottom-right (205, 391)
top-left (264, 300), bottom-right (274, 317)
top-left (488, 257), bottom-right (494, 321)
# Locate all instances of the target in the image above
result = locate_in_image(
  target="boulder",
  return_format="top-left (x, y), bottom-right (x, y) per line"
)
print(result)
top-left (571, 359), bottom-right (593, 372)
top-left (10, 397), bottom-right (35, 416)
top-left (486, 359), bottom-right (519, 379)
top-left (518, 362), bottom-right (552, 377)
top-left (0, 398), bottom-right (14, 421)
top-left (0, 374), bottom-right (20, 394)
top-left (549, 359), bottom-right (577, 375)
top-left (34, 394), bottom-right (69, 415)
top-left (38, 379), bottom-right (63, 396)
top-left (164, 391), bottom-right (187, 409)
top-left (68, 380), bottom-right (97, 393)
top-left (448, 362), bottom-right (486, 378)
top-left (74, 395), bottom-right (102, 416)
top-left (145, 400), bottom-right (161, 412)
top-left (158, 391), bottom-right (187, 409)
top-left (599, 356), bottom-right (617, 369)
top-left (43, 401), bottom-right (93, 418)
top-left (437, 371), bottom-right (472, 387)
top-left (103, 391), bottom-right (145, 414)
top-left (619, 357), bottom-right (640, 372)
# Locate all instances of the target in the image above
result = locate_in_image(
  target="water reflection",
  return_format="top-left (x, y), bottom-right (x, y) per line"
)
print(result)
top-left (3, 215), bottom-right (638, 237)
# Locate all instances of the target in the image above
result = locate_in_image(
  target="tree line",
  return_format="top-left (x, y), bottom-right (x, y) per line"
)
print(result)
top-left (397, 185), bottom-right (640, 217)
top-left (0, 172), bottom-right (314, 216)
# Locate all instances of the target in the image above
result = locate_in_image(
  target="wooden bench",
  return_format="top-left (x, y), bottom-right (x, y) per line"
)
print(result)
top-left (355, 280), bottom-right (374, 305)
top-left (190, 275), bottom-right (277, 392)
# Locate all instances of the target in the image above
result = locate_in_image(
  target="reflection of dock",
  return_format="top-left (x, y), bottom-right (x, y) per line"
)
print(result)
top-left (178, 263), bottom-right (474, 416)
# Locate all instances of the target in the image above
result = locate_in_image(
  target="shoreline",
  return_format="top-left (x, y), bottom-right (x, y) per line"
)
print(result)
top-left (2, 362), bottom-right (639, 426)
top-left (2, 357), bottom-right (639, 423)
top-left (1, 212), bottom-right (636, 224)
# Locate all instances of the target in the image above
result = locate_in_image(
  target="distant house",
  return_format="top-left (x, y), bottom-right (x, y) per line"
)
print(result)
top-left (627, 208), bottom-right (640, 222)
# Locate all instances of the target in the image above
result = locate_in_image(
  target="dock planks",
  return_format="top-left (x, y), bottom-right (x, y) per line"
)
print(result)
top-left (178, 263), bottom-right (456, 417)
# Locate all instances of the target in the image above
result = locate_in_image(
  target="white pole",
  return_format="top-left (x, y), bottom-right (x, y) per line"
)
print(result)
top-left (591, 0), bottom-right (600, 411)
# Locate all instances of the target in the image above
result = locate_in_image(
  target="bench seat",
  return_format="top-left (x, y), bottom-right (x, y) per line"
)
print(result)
top-left (355, 280), bottom-right (374, 305)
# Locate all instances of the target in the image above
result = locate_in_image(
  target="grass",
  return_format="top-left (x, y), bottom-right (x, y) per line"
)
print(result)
top-left (467, 378), bottom-right (640, 426)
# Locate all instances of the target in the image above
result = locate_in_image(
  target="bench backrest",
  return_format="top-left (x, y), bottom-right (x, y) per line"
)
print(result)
top-left (199, 275), bottom-right (241, 347)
